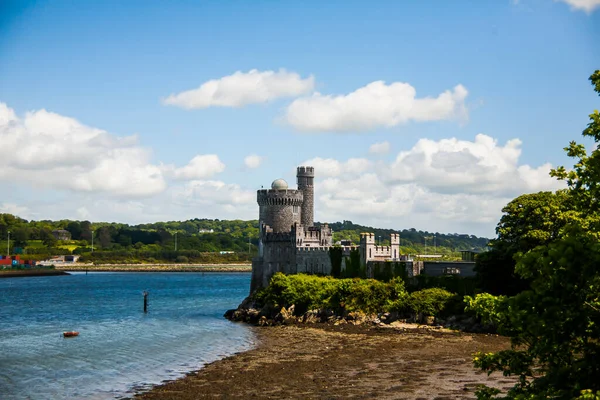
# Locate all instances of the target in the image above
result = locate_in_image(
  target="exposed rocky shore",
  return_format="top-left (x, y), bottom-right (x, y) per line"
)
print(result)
top-left (135, 323), bottom-right (513, 400)
top-left (224, 296), bottom-right (494, 334)
top-left (133, 296), bottom-right (511, 399)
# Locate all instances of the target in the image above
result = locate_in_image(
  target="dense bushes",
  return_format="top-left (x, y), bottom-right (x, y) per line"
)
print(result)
top-left (255, 273), bottom-right (460, 318)
top-left (406, 288), bottom-right (458, 317)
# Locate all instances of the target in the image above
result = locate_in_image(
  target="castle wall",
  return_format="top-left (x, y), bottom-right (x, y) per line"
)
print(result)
top-left (360, 233), bottom-right (401, 263)
top-left (295, 247), bottom-right (332, 275)
top-left (293, 223), bottom-right (333, 247)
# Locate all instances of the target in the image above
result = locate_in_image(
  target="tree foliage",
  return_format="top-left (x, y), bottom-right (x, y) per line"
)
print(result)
top-left (475, 190), bottom-right (572, 295)
top-left (468, 70), bottom-right (600, 399)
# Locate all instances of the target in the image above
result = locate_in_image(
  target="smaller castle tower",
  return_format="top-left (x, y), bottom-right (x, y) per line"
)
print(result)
top-left (390, 233), bottom-right (400, 260)
top-left (359, 232), bottom-right (376, 263)
top-left (297, 166), bottom-right (314, 227)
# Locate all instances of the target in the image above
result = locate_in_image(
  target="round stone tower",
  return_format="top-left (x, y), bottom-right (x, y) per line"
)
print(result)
top-left (296, 166), bottom-right (314, 227)
top-left (257, 179), bottom-right (303, 233)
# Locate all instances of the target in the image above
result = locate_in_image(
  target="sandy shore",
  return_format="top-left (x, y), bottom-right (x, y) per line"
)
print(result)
top-left (134, 323), bottom-right (514, 399)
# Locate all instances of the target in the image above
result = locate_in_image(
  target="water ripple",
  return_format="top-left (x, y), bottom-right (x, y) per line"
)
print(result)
top-left (0, 272), bottom-right (254, 399)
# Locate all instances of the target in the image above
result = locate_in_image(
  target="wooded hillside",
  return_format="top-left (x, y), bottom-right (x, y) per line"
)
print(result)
top-left (0, 214), bottom-right (489, 263)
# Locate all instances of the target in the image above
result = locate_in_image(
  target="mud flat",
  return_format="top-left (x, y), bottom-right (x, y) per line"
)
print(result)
top-left (134, 323), bottom-right (515, 400)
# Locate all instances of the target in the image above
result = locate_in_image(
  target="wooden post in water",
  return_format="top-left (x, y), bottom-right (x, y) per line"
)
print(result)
top-left (143, 291), bottom-right (149, 313)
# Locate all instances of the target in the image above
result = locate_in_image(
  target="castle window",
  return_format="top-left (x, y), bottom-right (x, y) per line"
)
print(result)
top-left (369, 248), bottom-right (372, 258)
top-left (293, 205), bottom-right (299, 214)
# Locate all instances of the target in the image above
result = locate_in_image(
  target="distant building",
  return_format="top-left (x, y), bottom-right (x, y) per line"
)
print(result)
top-left (52, 229), bottom-right (71, 241)
top-left (198, 229), bottom-right (215, 234)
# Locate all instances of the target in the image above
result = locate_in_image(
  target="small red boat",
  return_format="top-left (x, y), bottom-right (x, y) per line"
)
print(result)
top-left (63, 331), bottom-right (79, 338)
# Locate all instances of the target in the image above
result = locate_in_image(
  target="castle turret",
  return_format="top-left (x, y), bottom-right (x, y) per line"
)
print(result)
top-left (297, 166), bottom-right (314, 227)
top-left (359, 232), bottom-right (376, 263)
top-left (257, 179), bottom-right (303, 233)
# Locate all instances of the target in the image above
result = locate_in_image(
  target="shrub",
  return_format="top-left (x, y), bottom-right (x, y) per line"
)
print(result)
top-left (329, 278), bottom-right (394, 314)
top-left (258, 273), bottom-right (339, 315)
top-left (408, 288), bottom-right (456, 317)
top-left (256, 273), bottom-right (410, 316)
top-left (175, 255), bottom-right (189, 263)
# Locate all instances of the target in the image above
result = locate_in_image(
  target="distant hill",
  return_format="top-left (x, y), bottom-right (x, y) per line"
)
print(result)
top-left (325, 220), bottom-right (489, 253)
top-left (0, 214), bottom-right (489, 262)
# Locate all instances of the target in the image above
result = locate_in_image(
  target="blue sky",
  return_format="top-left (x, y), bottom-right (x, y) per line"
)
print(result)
top-left (1, 0), bottom-right (599, 237)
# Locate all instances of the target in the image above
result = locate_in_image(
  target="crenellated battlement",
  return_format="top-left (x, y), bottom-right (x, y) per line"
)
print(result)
top-left (296, 246), bottom-right (330, 253)
top-left (296, 166), bottom-right (315, 177)
top-left (261, 225), bottom-right (295, 242)
top-left (257, 189), bottom-right (303, 206)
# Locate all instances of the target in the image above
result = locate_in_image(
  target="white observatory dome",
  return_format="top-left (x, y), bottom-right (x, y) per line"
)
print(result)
top-left (271, 179), bottom-right (288, 190)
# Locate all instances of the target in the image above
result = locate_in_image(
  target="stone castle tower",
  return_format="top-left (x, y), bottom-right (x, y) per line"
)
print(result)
top-left (296, 166), bottom-right (314, 227)
top-left (250, 166), bottom-right (402, 293)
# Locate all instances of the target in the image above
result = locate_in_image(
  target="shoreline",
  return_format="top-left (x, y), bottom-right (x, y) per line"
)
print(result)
top-left (0, 269), bottom-right (70, 278)
top-left (54, 263), bottom-right (251, 273)
top-left (133, 323), bottom-right (515, 399)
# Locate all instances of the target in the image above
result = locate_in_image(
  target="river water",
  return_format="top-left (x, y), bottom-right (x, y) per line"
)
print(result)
top-left (0, 272), bottom-right (256, 399)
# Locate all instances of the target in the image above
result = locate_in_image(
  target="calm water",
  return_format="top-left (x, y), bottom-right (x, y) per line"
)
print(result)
top-left (0, 272), bottom-right (256, 399)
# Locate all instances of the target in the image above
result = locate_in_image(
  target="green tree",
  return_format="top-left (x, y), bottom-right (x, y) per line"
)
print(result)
top-left (475, 190), bottom-right (572, 295)
top-left (40, 227), bottom-right (57, 247)
top-left (467, 70), bottom-right (600, 399)
top-left (97, 226), bottom-right (112, 248)
top-left (12, 226), bottom-right (30, 248)
top-left (66, 221), bottom-right (82, 240)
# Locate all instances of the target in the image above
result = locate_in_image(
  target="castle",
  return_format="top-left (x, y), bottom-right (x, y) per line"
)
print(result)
top-left (250, 166), bottom-right (404, 292)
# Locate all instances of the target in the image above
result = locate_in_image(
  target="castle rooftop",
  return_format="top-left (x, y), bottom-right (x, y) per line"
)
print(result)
top-left (271, 178), bottom-right (288, 190)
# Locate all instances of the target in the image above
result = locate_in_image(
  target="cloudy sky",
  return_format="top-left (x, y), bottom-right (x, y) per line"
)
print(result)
top-left (1, 0), bottom-right (599, 237)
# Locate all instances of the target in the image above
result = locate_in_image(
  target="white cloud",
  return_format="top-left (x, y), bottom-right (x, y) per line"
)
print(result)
top-left (284, 81), bottom-right (468, 132)
top-left (163, 154), bottom-right (226, 180)
top-left (170, 180), bottom-right (256, 216)
top-left (302, 157), bottom-right (371, 178)
top-left (369, 141), bottom-right (391, 155)
top-left (163, 69), bottom-right (315, 109)
top-left (0, 203), bottom-right (30, 217)
top-left (244, 154), bottom-right (263, 169)
top-left (0, 103), bottom-right (166, 197)
top-left (0, 102), bottom-right (260, 226)
top-left (307, 134), bottom-right (565, 237)
top-left (557, 0), bottom-right (600, 12)
top-left (382, 134), bottom-right (563, 196)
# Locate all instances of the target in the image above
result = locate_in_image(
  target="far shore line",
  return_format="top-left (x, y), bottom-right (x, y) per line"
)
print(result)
top-left (52, 263), bottom-right (252, 272)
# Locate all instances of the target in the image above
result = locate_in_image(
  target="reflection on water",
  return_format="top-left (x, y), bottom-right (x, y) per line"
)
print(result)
top-left (0, 272), bottom-right (255, 399)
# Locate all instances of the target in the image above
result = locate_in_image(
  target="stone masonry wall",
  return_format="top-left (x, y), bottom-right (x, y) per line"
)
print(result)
top-left (258, 189), bottom-right (303, 233)
top-left (294, 247), bottom-right (332, 275)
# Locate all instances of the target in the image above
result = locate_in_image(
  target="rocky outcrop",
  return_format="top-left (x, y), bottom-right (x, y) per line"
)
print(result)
top-left (224, 297), bottom-right (496, 333)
